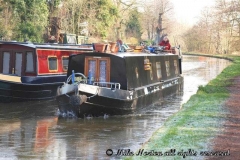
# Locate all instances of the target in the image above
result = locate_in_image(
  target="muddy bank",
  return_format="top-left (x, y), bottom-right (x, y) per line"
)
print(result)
top-left (208, 77), bottom-right (240, 159)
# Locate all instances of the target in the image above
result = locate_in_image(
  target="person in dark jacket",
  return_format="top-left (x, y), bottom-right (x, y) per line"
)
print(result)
top-left (159, 36), bottom-right (171, 50)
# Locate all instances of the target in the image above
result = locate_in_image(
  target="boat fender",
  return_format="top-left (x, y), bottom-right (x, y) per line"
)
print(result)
top-left (69, 95), bottom-right (87, 106)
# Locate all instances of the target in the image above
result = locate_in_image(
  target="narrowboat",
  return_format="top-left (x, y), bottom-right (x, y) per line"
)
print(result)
top-left (0, 41), bottom-right (93, 102)
top-left (56, 49), bottom-right (183, 117)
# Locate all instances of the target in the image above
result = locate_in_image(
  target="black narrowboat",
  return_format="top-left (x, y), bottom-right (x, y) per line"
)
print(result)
top-left (56, 51), bottom-right (183, 117)
top-left (0, 41), bottom-right (93, 102)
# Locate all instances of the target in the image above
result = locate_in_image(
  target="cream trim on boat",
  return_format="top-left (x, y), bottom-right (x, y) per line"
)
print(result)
top-left (0, 74), bottom-right (21, 82)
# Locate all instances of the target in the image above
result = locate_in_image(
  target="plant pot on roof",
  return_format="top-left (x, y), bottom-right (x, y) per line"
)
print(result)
top-left (93, 43), bottom-right (107, 52)
top-left (109, 42), bottom-right (117, 53)
top-left (105, 44), bottom-right (111, 53)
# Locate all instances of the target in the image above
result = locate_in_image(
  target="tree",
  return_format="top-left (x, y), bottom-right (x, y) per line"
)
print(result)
top-left (183, 0), bottom-right (240, 54)
top-left (125, 8), bottom-right (142, 40)
top-left (0, 0), bottom-right (16, 40)
top-left (59, 0), bottom-right (117, 39)
top-left (94, 0), bottom-right (118, 38)
top-left (47, 0), bottom-right (61, 15)
top-left (9, 0), bottom-right (49, 42)
top-left (111, 0), bottom-right (137, 40)
top-left (140, 0), bottom-right (173, 43)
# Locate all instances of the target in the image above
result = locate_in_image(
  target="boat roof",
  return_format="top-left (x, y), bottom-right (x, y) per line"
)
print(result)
top-left (70, 51), bottom-right (178, 59)
top-left (115, 52), bottom-right (177, 58)
top-left (0, 41), bottom-right (93, 50)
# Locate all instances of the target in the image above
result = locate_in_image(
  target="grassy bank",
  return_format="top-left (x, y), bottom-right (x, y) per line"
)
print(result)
top-left (125, 54), bottom-right (240, 160)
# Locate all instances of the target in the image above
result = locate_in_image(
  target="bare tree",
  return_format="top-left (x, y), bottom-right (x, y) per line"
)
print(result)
top-left (140, 0), bottom-right (173, 43)
top-left (183, 0), bottom-right (240, 54)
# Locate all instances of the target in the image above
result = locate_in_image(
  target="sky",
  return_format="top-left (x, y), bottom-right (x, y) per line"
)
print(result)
top-left (170, 0), bottom-right (215, 25)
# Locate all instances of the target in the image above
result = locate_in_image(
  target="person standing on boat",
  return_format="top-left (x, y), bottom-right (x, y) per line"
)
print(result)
top-left (117, 38), bottom-right (123, 52)
top-left (159, 36), bottom-right (171, 50)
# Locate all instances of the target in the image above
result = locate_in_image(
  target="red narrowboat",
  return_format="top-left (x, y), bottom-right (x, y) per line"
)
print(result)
top-left (0, 41), bottom-right (93, 102)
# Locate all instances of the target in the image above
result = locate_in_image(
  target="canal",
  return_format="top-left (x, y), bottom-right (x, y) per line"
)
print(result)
top-left (0, 55), bottom-right (231, 159)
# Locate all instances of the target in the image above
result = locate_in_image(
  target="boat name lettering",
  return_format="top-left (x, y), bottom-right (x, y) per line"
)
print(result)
top-left (143, 85), bottom-right (161, 95)
top-left (162, 79), bottom-right (179, 89)
top-left (144, 88), bottom-right (149, 95)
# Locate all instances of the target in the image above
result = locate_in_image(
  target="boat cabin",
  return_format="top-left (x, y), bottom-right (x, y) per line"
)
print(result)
top-left (67, 52), bottom-right (181, 90)
top-left (0, 41), bottom-right (93, 83)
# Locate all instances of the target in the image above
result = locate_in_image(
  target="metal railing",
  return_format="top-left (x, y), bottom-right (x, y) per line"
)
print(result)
top-left (93, 82), bottom-right (121, 89)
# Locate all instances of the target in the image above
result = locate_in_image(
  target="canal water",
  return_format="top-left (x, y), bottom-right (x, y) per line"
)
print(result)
top-left (0, 55), bottom-right (231, 160)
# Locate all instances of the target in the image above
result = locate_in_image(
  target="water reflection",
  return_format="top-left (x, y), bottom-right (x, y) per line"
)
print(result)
top-left (0, 55), bottom-right (231, 159)
top-left (181, 56), bottom-right (231, 104)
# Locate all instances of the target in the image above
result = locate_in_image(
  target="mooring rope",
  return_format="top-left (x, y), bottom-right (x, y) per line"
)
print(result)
top-left (87, 87), bottom-right (99, 100)
top-left (65, 93), bottom-right (70, 97)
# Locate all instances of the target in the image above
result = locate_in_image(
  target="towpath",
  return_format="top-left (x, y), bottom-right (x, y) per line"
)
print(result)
top-left (208, 77), bottom-right (240, 159)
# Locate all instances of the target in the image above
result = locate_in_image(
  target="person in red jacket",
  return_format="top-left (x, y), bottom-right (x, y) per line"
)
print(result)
top-left (159, 36), bottom-right (171, 50)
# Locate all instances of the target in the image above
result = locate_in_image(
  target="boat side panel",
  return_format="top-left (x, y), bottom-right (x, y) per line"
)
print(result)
top-left (162, 55), bottom-right (180, 80)
top-left (125, 55), bottom-right (180, 89)
top-left (21, 75), bottom-right (66, 84)
top-left (56, 76), bottom-right (183, 117)
top-left (0, 80), bottom-right (62, 102)
top-left (37, 49), bottom-right (86, 75)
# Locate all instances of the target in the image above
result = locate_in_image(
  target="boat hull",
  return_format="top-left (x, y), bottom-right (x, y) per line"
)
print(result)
top-left (56, 76), bottom-right (183, 117)
top-left (0, 80), bottom-right (63, 102)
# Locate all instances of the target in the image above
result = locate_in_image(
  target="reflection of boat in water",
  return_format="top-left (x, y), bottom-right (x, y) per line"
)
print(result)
top-left (0, 41), bottom-right (93, 102)
top-left (0, 121), bottom-right (21, 134)
top-left (0, 117), bottom-right (58, 155)
top-left (56, 49), bottom-right (184, 117)
top-left (34, 117), bottom-right (58, 152)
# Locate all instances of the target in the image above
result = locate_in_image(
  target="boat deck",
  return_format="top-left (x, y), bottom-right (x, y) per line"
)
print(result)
top-left (0, 74), bottom-right (21, 82)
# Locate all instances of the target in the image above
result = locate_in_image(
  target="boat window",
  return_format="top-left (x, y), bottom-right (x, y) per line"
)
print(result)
top-left (150, 70), bottom-right (153, 80)
top-left (156, 62), bottom-right (162, 79)
top-left (88, 60), bottom-right (97, 84)
top-left (48, 57), bottom-right (58, 71)
top-left (84, 56), bottom-right (110, 85)
top-left (165, 61), bottom-right (171, 77)
top-left (62, 57), bottom-right (69, 71)
top-left (3, 52), bottom-right (10, 74)
top-left (26, 52), bottom-right (34, 72)
top-left (15, 53), bottom-right (22, 76)
top-left (174, 60), bottom-right (178, 74)
top-left (99, 60), bottom-right (107, 82)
